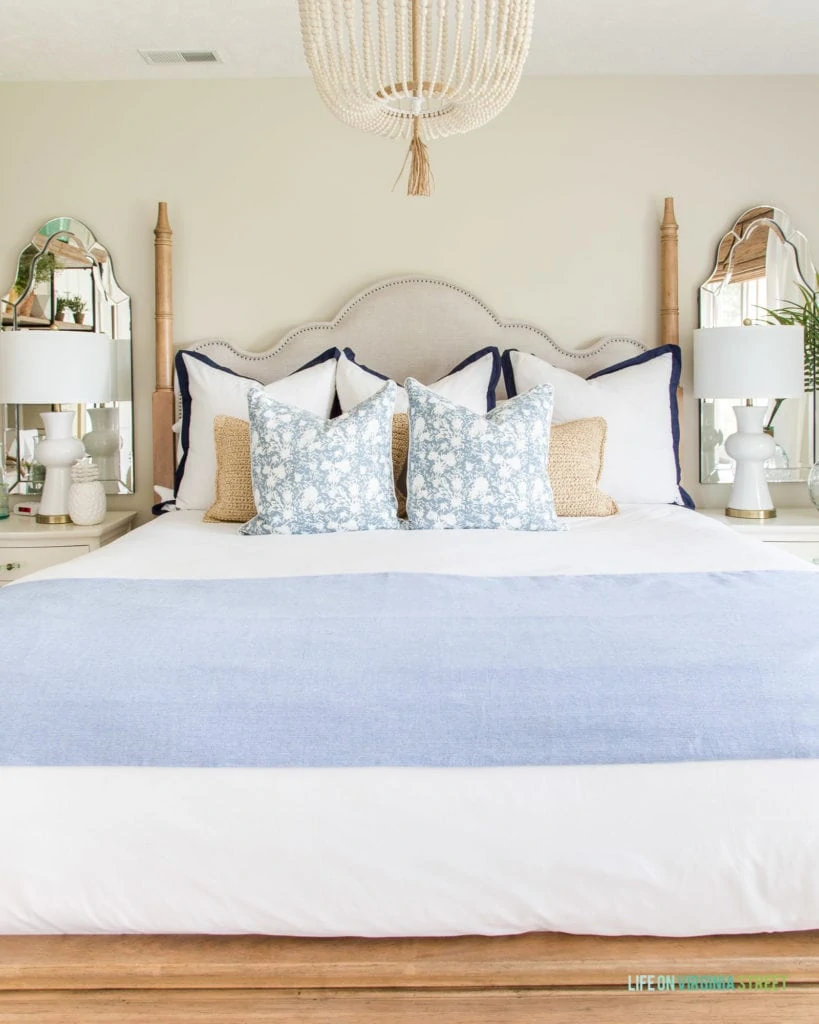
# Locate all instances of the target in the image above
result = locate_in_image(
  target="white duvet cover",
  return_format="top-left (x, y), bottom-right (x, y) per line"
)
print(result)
top-left (24, 502), bottom-right (813, 581)
top-left (3, 505), bottom-right (817, 937)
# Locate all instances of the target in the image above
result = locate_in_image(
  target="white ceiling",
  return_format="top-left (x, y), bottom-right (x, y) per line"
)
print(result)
top-left (1, 0), bottom-right (818, 81)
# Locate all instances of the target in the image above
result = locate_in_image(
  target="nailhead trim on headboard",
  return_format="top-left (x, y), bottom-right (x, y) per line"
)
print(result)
top-left (176, 276), bottom-right (646, 395)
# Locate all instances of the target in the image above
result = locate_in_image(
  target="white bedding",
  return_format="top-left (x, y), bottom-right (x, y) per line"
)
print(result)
top-left (4, 506), bottom-right (817, 938)
top-left (22, 502), bottom-right (812, 582)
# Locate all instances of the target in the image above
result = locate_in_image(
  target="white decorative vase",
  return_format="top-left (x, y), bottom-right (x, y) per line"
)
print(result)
top-left (67, 457), bottom-right (107, 526)
top-left (82, 406), bottom-right (121, 490)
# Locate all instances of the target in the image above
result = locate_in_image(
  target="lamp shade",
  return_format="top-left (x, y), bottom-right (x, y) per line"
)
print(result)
top-left (693, 325), bottom-right (804, 399)
top-left (0, 330), bottom-right (115, 404)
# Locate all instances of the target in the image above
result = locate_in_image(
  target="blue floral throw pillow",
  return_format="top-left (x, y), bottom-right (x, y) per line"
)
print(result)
top-left (405, 378), bottom-right (563, 531)
top-left (241, 382), bottom-right (400, 535)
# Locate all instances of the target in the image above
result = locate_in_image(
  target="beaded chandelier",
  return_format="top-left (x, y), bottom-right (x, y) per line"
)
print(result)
top-left (299, 0), bottom-right (534, 196)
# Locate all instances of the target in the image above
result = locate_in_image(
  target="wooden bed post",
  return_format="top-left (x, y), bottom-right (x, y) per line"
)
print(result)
top-left (660, 196), bottom-right (680, 348)
top-left (661, 196), bottom-right (684, 462)
top-left (153, 202), bottom-right (175, 495)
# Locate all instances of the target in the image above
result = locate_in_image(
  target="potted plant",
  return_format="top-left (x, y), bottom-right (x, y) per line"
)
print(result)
top-left (9, 247), bottom-right (57, 318)
top-left (65, 295), bottom-right (87, 325)
top-left (55, 296), bottom-right (70, 322)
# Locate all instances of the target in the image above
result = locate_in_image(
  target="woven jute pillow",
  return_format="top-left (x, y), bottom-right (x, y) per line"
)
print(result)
top-left (548, 417), bottom-right (617, 517)
top-left (391, 413), bottom-right (409, 518)
top-left (204, 413), bottom-right (411, 523)
top-left (391, 415), bottom-right (616, 518)
top-left (205, 412), bottom-right (615, 523)
top-left (203, 416), bottom-right (255, 523)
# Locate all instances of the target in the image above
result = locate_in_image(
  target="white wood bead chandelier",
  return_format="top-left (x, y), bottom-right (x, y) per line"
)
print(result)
top-left (299, 0), bottom-right (534, 196)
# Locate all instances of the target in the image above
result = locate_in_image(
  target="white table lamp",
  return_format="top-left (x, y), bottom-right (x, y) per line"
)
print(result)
top-left (0, 330), bottom-right (115, 523)
top-left (693, 325), bottom-right (804, 519)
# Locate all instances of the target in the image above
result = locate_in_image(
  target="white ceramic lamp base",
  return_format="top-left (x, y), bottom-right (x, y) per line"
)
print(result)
top-left (724, 405), bottom-right (776, 520)
top-left (35, 411), bottom-right (86, 524)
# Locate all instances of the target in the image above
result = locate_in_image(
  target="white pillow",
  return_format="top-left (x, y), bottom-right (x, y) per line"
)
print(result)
top-left (336, 347), bottom-right (500, 415)
top-left (175, 349), bottom-right (338, 511)
top-left (502, 347), bottom-right (691, 506)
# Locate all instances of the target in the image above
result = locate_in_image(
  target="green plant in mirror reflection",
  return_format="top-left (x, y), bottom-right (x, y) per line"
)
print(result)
top-left (760, 272), bottom-right (819, 395)
top-left (13, 246), bottom-right (55, 297)
top-left (65, 294), bottom-right (86, 317)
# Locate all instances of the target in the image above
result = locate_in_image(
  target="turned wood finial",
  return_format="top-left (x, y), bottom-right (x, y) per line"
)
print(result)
top-left (155, 201), bottom-right (172, 239)
top-left (661, 196), bottom-right (678, 235)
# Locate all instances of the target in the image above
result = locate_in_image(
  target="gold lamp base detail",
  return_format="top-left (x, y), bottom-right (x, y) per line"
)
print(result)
top-left (36, 513), bottom-right (73, 525)
top-left (725, 507), bottom-right (777, 520)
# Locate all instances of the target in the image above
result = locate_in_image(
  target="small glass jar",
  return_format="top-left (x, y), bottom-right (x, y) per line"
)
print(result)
top-left (809, 462), bottom-right (819, 511)
top-left (0, 481), bottom-right (9, 520)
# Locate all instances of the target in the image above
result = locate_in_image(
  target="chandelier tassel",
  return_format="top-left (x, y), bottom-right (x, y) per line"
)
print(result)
top-left (405, 0), bottom-right (432, 197)
top-left (406, 119), bottom-right (433, 197)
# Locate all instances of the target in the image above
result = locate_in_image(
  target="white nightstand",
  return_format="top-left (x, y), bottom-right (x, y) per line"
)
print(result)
top-left (0, 510), bottom-right (137, 585)
top-left (700, 508), bottom-right (819, 566)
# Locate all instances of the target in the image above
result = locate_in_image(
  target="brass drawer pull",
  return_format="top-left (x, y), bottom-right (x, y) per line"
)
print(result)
top-left (2, 562), bottom-right (22, 572)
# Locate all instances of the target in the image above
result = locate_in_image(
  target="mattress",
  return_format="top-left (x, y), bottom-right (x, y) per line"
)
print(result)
top-left (3, 505), bottom-right (817, 937)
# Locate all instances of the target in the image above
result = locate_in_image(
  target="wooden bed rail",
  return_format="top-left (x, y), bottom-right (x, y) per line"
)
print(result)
top-left (3, 931), bottom-right (819, 989)
top-left (1, 931), bottom-right (818, 1022)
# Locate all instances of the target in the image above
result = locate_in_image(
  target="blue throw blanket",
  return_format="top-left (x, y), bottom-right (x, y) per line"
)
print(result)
top-left (1, 571), bottom-right (818, 767)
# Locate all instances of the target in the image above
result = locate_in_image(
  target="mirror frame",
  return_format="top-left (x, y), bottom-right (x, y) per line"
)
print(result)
top-left (698, 206), bottom-right (818, 485)
top-left (1, 218), bottom-right (134, 495)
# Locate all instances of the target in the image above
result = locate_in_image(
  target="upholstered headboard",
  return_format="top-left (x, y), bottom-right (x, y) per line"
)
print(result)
top-left (152, 200), bottom-right (680, 490)
top-left (182, 276), bottom-right (645, 386)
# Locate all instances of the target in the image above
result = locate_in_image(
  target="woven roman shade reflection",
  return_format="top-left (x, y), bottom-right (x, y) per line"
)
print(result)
top-left (710, 208), bottom-right (775, 285)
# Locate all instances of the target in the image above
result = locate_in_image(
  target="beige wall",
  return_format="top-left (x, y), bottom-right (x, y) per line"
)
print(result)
top-left (1, 76), bottom-right (818, 515)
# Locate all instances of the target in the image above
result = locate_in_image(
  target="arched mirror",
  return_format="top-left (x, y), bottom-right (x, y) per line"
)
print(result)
top-left (699, 206), bottom-right (817, 484)
top-left (1, 217), bottom-right (133, 494)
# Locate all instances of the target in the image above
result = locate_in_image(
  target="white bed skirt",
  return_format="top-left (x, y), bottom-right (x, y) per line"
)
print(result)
top-left (3, 759), bottom-right (819, 937)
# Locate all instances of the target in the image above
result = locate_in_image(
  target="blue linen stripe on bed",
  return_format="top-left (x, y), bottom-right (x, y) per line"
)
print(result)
top-left (1, 570), bottom-right (818, 768)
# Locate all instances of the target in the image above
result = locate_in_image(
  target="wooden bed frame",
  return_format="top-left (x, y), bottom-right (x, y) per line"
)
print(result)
top-left (2, 198), bottom-right (817, 1023)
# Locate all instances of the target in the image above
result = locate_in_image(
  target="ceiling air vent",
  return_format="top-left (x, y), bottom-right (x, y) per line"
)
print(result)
top-left (139, 50), bottom-right (221, 66)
